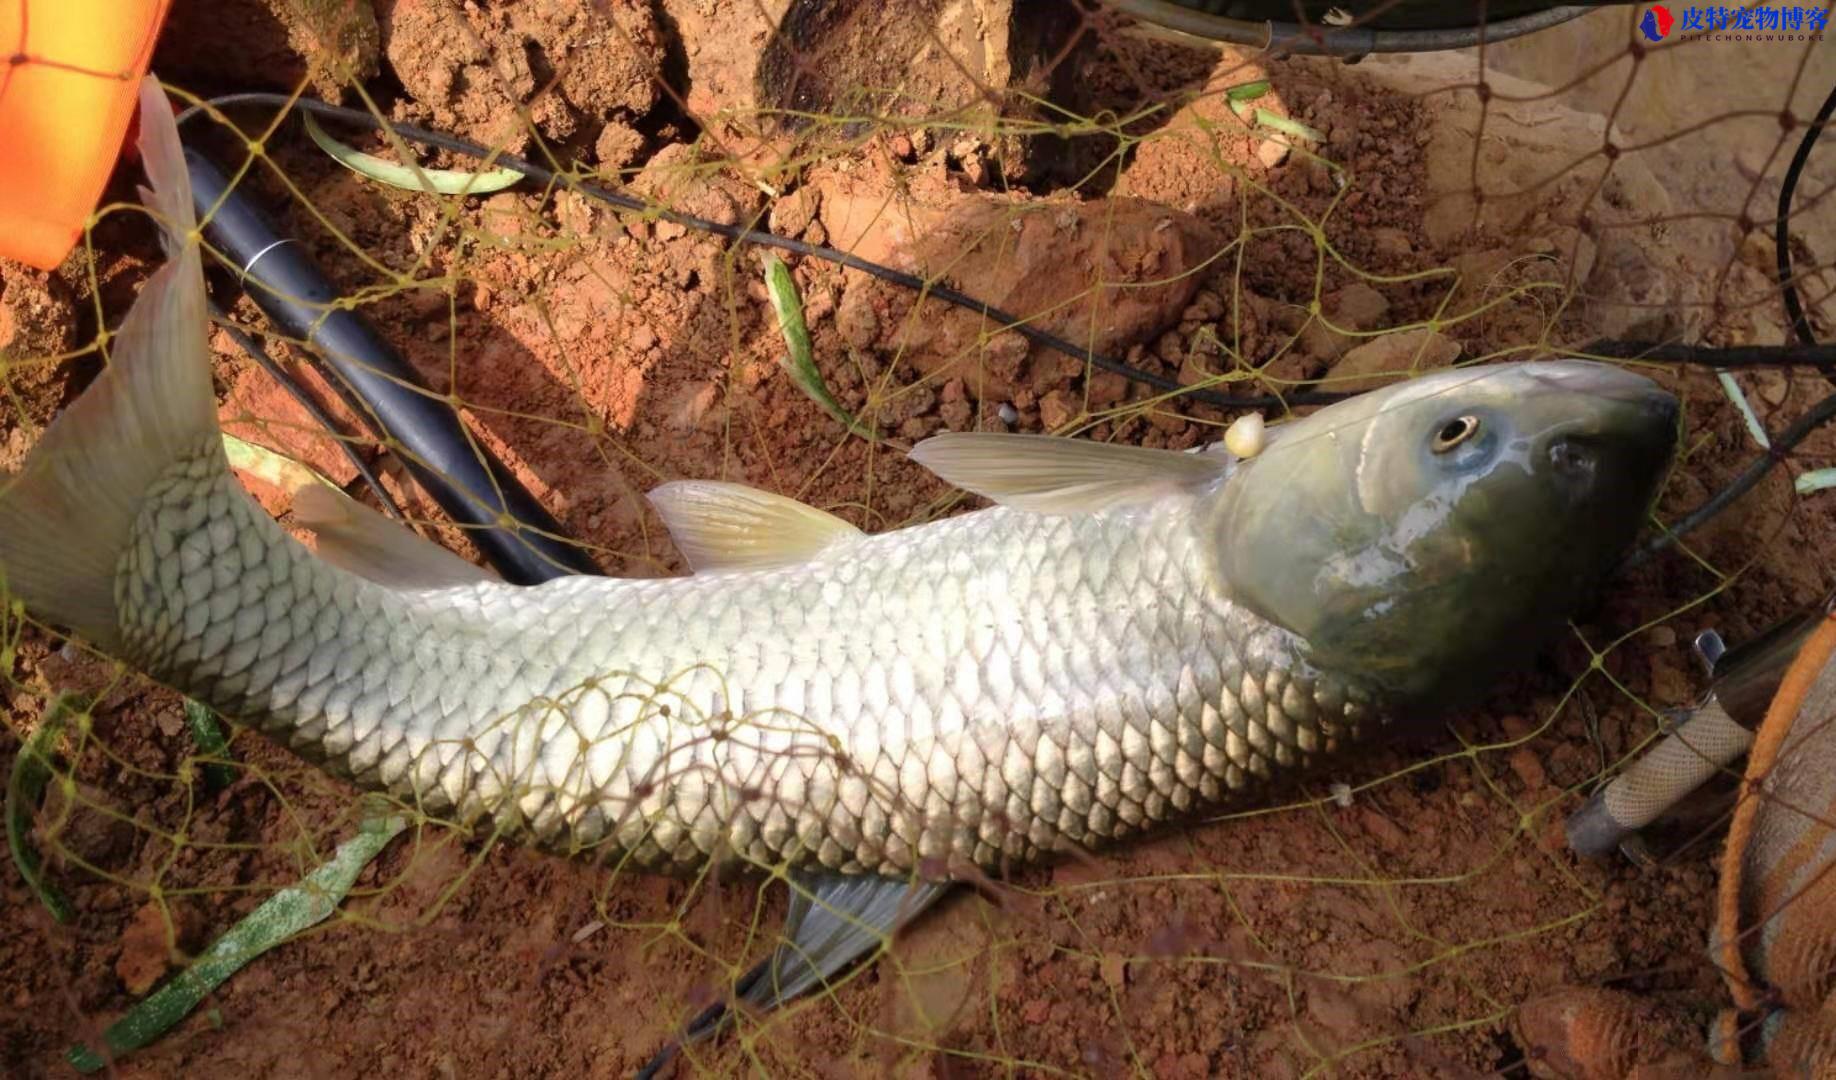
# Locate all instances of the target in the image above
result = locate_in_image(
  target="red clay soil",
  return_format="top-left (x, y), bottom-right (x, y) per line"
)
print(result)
top-left (4, 4), bottom-right (1836, 1079)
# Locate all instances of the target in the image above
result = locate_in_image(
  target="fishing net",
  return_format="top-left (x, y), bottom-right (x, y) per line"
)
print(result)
top-left (3, 0), bottom-right (1836, 1075)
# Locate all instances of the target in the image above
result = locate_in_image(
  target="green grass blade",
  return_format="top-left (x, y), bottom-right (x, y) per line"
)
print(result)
top-left (181, 700), bottom-right (238, 793)
top-left (5, 694), bottom-right (80, 923)
top-left (763, 255), bottom-right (881, 442)
top-left (66, 812), bottom-right (408, 1072)
top-left (1254, 108), bottom-right (1325, 144)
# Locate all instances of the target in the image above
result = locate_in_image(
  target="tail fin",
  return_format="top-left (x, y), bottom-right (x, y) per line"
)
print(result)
top-left (0, 77), bottom-right (219, 651)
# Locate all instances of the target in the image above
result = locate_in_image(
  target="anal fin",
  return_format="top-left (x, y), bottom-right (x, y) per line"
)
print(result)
top-left (635, 871), bottom-right (950, 1078)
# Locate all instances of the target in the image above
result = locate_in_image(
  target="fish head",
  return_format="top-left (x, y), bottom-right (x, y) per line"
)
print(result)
top-left (1209, 360), bottom-right (1678, 706)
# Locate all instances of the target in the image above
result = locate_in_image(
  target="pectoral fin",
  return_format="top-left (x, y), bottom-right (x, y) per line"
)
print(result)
top-left (635, 871), bottom-right (950, 1078)
top-left (908, 431), bottom-right (1226, 514)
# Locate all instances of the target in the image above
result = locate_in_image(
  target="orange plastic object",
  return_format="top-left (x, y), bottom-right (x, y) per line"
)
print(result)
top-left (0, 0), bottom-right (174, 270)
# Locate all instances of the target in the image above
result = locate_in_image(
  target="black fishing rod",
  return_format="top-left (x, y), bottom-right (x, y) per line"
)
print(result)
top-left (184, 151), bottom-right (598, 585)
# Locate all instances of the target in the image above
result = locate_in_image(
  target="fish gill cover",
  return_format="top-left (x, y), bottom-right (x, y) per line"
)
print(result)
top-left (0, 1), bottom-right (1833, 1077)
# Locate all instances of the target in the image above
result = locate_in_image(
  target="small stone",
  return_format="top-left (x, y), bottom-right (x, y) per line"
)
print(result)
top-left (594, 120), bottom-right (646, 171)
top-left (116, 902), bottom-right (186, 996)
top-left (1145, 409), bottom-right (1188, 436)
top-left (802, 288), bottom-right (836, 325)
top-left (769, 187), bottom-right (822, 239)
top-left (1185, 289), bottom-right (1226, 321)
top-left (1087, 371), bottom-right (1129, 408)
top-left (1369, 227), bottom-right (1413, 260)
top-left (1039, 389), bottom-right (1078, 430)
top-left (1361, 807), bottom-right (1408, 851)
top-left (1330, 283), bottom-right (1390, 330)
top-left (1508, 748), bottom-right (1547, 791)
top-left (1301, 283), bottom-right (1392, 360)
top-left (1647, 655), bottom-right (1692, 705)
top-left (667, 382), bottom-right (721, 433)
top-left (480, 193), bottom-right (528, 243)
top-left (836, 294), bottom-right (879, 350)
top-left (1155, 331), bottom-right (1184, 366)
top-left (155, 709), bottom-right (185, 739)
top-left (1100, 953), bottom-right (1127, 989)
top-left (1329, 328), bottom-right (1460, 393)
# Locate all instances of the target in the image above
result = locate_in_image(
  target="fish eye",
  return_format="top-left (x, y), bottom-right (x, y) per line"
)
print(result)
top-left (1431, 415), bottom-right (1481, 453)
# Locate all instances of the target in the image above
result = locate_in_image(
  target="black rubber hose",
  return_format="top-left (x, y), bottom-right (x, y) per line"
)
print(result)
top-left (1778, 82), bottom-right (1836, 357)
top-left (1105, 0), bottom-right (1602, 54)
top-left (185, 150), bottom-right (599, 584)
top-left (1628, 76), bottom-right (1836, 564)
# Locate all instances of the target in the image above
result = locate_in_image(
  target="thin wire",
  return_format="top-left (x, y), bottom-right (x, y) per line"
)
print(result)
top-left (177, 92), bottom-right (1354, 411)
top-left (1778, 82), bottom-right (1836, 355)
top-left (1628, 387), bottom-right (1836, 567)
top-left (181, 94), bottom-right (1836, 389)
top-left (1632, 78), bottom-right (1836, 564)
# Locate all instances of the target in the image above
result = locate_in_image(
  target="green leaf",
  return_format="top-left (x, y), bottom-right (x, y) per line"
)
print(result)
top-left (303, 112), bottom-right (522, 196)
top-left (66, 813), bottom-right (408, 1072)
top-left (220, 432), bottom-right (336, 493)
top-left (1225, 79), bottom-right (1272, 103)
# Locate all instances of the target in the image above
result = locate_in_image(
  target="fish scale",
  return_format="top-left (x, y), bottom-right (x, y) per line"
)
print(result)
top-left (115, 439), bottom-right (1373, 878)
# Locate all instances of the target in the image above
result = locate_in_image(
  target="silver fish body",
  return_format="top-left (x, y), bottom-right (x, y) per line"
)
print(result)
top-left (123, 440), bottom-right (1372, 876)
top-left (1, 79), bottom-right (1678, 895)
top-left (0, 80), bottom-right (1682, 1068)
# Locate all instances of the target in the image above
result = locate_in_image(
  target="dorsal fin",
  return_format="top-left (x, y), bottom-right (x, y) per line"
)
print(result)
top-left (646, 480), bottom-right (864, 573)
top-left (907, 432), bottom-right (1227, 514)
top-left (293, 484), bottom-right (499, 588)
